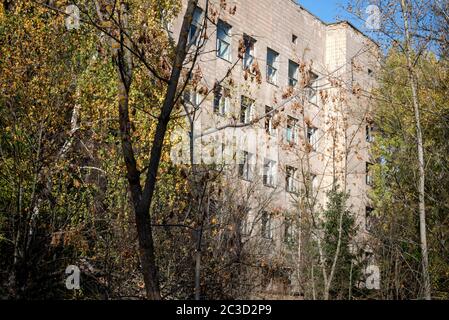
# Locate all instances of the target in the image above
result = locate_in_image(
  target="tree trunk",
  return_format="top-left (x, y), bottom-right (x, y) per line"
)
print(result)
top-left (400, 0), bottom-right (431, 300)
top-left (194, 239), bottom-right (202, 300)
top-left (135, 0), bottom-right (199, 299)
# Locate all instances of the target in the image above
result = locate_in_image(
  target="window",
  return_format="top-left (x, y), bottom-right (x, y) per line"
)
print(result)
top-left (263, 158), bottom-right (276, 187)
top-left (286, 166), bottom-right (298, 193)
top-left (306, 126), bottom-right (318, 150)
top-left (243, 34), bottom-right (256, 70)
top-left (183, 89), bottom-right (199, 107)
top-left (240, 96), bottom-right (254, 124)
top-left (238, 205), bottom-right (250, 236)
top-left (310, 174), bottom-right (318, 194)
top-left (209, 199), bottom-right (218, 216)
top-left (261, 211), bottom-right (273, 239)
top-left (239, 151), bottom-right (253, 181)
top-left (240, 216), bottom-right (249, 236)
top-left (188, 7), bottom-right (203, 45)
top-left (286, 116), bottom-right (299, 144)
top-left (368, 68), bottom-right (374, 76)
top-left (366, 124), bottom-right (375, 143)
top-left (292, 34), bottom-right (298, 44)
top-left (288, 60), bottom-right (299, 87)
top-left (284, 219), bottom-right (297, 245)
top-left (365, 207), bottom-right (374, 232)
top-left (220, 143), bottom-right (226, 164)
top-left (265, 106), bottom-right (275, 136)
top-left (305, 71), bottom-right (319, 100)
top-left (217, 20), bottom-right (232, 61)
top-left (366, 163), bottom-right (374, 186)
top-left (213, 84), bottom-right (230, 115)
top-left (266, 48), bottom-right (279, 85)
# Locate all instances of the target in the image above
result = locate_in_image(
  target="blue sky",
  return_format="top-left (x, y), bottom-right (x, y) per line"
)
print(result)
top-left (296, 0), bottom-right (346, 23)
top-left (295, 1), bottom-right (371, 37)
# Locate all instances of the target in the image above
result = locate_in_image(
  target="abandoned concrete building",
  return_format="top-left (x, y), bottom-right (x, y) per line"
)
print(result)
top-left (171, 0), bottom-right (379, 298)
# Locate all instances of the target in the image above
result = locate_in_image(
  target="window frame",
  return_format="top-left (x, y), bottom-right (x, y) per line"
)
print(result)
top-left (183, 89), bottom-right (200, 107)
top-left (216, 20), bottom-right (232, 61)
top-left (213, 84), bottom-right (230, 116)
top-left (266, 48), bottom-right (279, 85)
top-left (305, 71), bottom-right (319, 101)
top-left (263, 158), bottom-right (277, 188)
top-left (284, 218), bottom-right (297, 245)
top-left (288, 60), bottom-right (299, 87)
top-left (292, 34), bottom-right (298, 44)
top-left (286, 116), bottom-right (299, 144)
top-left (366, 123), bottom-right (375, 143)
top-left (243, 34), bottom-right (256, 70)
top-left (366, 162), bottom-right (374, 186)
top-left (188, 6), bottom-right (204, 45)
top-left (265, 106), bottom-right (276, 136)
top-left (365, 207), bottom-right (374, 232)
top-left (310, 173), bottom-right (318, 195)
top-left (239, 150), bottom-right (253, 181)
top-left (240, 96), bottom-right (254, 124)
top-left (286, 165), bottom-right (298, 193)
top-left (306, 125), bottom-right (318, 150)
top-left (261, 211), bottom-right (273, 240)
top-left (238, 205), bottom-right (251, 236)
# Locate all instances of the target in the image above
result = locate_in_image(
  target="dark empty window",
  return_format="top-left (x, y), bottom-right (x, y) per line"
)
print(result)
top-left (288, 60), bottom-right (299, 87)
top-left (261, 211), bottom-right (273, 239)
top-left (305, 71), bottom-right (319, 100)
top-left (292, 34), bottom-right (298, 44)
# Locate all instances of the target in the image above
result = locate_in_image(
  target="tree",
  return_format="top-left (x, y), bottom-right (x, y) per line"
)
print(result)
top-left (369, 48), bottom-right (449, 299)
top-left (347, 0), bottom-right (438, 299)
top-left (320, 188), bottom-right (358, 299)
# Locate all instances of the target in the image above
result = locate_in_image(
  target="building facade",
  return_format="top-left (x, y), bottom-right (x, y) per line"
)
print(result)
top-left (171, 0), bottom-right (379, 298)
